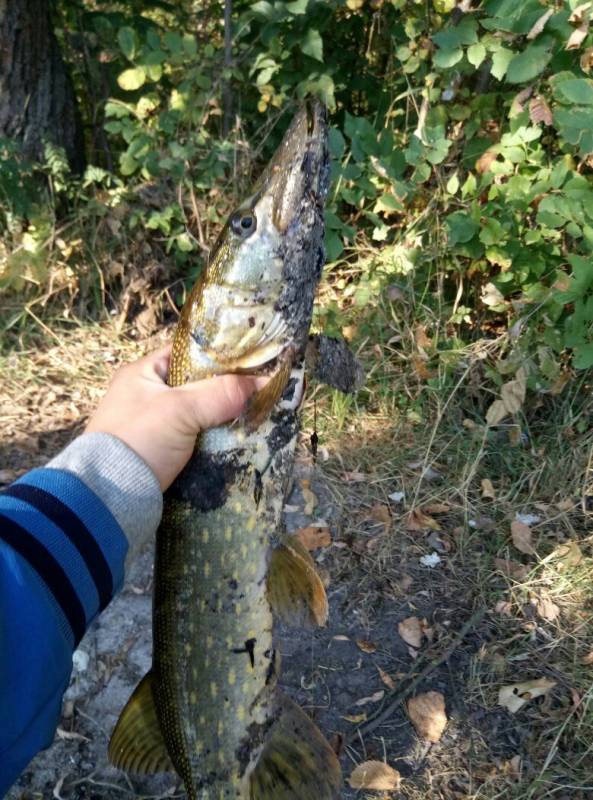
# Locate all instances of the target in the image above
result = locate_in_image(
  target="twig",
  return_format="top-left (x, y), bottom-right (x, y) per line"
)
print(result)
top-left (347, 605), bottom-right (486, 743)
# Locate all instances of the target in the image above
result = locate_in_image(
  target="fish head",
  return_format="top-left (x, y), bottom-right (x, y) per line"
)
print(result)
top-left (170, 102), bottom-right (329, 385)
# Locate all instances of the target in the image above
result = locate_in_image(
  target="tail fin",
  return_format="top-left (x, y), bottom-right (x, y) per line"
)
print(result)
top-left (249, 694), bottom-right (341, 799)
top-left (108, 670), bottom-right (174, 775)
top-left (267, 536), bottom-right (328, 627)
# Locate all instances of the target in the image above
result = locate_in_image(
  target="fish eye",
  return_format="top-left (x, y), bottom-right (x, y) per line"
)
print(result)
top-left (230, 210), bottom-right (257, 238)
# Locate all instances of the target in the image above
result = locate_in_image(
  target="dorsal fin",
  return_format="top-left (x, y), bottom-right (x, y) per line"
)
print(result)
top-left (267, 536), bottom-right (328, 627)
top-left (108, 670), bottom-right (174, 775)
top-left (249, 694), bottom-right (341, 799)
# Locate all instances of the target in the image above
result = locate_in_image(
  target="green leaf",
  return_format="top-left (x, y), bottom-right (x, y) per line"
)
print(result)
top-left (164, 31), bottom-right (183, 55)
top-left (301, 28), bottom-right (323, 61)
top-left (329, 127), bottom-right (346, 158)
top-left (285, 0), bottom-right (309, 13)
top-left (446, 174), bottom-right (460, 194)
top-left (433, 48), bottom-right (463, 68)
top-left (554, 79), bottom-right (593, 106)
top-left (573, 342), bottom-right (593, 369)
top-left (467, 42), bottom-right (486, 67)
top-left (446, 211), bottom-right (479, 245)
top-left (117, 27), bottom-right (137, 60)
top-left (176, 232), bottom-right (194, 252)
top-left (433, 17), bottom-right (477, 49)
top-left (117, 67), bottom-right (146, 91)
top-left (491, 47), bottom-right (514, 80)
top-left (506, 41), bottom-right (553, 84)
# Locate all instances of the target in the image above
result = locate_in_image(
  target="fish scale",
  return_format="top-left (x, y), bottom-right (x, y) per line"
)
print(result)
top-left (108, 103), bottom-right (341, 799)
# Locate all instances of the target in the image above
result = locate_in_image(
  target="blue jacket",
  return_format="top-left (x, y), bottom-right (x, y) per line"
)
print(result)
top-left (0, 465), bottom-right (129, 796)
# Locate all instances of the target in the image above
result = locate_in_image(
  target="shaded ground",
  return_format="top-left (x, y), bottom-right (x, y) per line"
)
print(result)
top-left (3, 326), bottom-right (593, 800)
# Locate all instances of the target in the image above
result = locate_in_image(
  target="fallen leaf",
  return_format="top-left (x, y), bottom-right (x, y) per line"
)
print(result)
top-left (556, 498), bottom-right (574, 512)
top-left (501, 368), bottom-right (527, 415)
top-left (414, 323), bottom-right (432, 351)
top-left (398, 616), bottom-right (423, 648)
top-left (423, 501), bottom-right (450, 514)
top-left (357, 639), bottom-right (377, 654)
top-left (405, 509), bottom-right (440, 531)
top-left (476, 148), bottom-right (498, 174)
top-left (500, 755), bottom-right (522, 779)
top-left (551, 541), bottom-right (583, 570)
top-left (354, 690), bottom-right (385, 706)
top-left (399, 573), bottom-right (414, 591)
top-left (567, 22), bottom-right (589, 49)
top-left (569, 2), bottom-right (592, 25)
top-left (369, 503), bottom-right (391, 533)
top-left (407, 691), bottom-right (447, 742)
top-left (511, 520), bottom-right (535, 555)
top-left (580, 650), bottom-right (593, 666)
top-left (486, 399), bottom-right (508, 426)
top-left (495, 600), bottom-right (513, 616)
top-left (481, 478), bottom-right (496, 500)
top-left (581, 45), bottom-right (593, 70)
top-left (527, 7), bottom-right (554, 39)
top-left (342, 712), bottom-right (367, 723)
top-left (535, 596), bottom-right (560, 622)
top-left (378, 666), bottom-right (396, 690)
top-left (332, 634), bottom-right (350, 641)
top-left (342, 470), bottom-right (367, 482)
top-left (296, 525), bottom-right (331, 550)
top-left (481, 282), bottom-right (505, 307)
top-left (529, 96), bottom-right (552, 126)
top-left (498, 678), bottom-right (556, 713)
top-left (300, 480), bottom-right (318, 515)
top-left (494, 558), bottom-right (529, 580)
top-left (413, 354), bottom-right (433, 381)
top-left (349, 761), bottom-right (401, 791)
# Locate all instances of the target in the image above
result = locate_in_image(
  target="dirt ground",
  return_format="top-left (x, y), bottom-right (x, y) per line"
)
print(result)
top-left (2, 328), bottom-right (593, 800)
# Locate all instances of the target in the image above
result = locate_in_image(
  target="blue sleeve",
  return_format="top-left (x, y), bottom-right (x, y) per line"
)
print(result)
top-left (0, 468), bottom-right (129, 796)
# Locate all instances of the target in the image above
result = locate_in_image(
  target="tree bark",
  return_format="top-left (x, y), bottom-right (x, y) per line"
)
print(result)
top-left (0, 0), bottom-right (85, 172)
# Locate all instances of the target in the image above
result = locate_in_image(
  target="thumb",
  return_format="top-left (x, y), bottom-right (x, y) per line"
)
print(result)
top-left (174, 373), bottom-right (268, 432)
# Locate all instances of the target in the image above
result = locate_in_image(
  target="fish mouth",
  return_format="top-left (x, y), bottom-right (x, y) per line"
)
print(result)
top-left (254, 101), bottom-right (328, 234)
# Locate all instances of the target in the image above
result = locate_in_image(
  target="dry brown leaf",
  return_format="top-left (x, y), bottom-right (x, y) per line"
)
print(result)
top-left (556, 498), bottom-right (574, 511)
top-left (412, 355), bottom-right (433, 381)
top-left (349, 761), bottom-right (401, 791)
top-left (405, 508), bottom-right (441, 531)
top-left (476, 148), bottom-right (498, 174)
top-left (569, 2), bottom-right (591, 25)
top-left (296, 525), bottom-right (331, 550)
top-left (342, 712), bottom-right (367, 723)
top-left (414, 323), bottom-right (432, 351)
top-left (552, 541), bottom-right (583, 570)
top-left (398, 616), bottom-right (423, 649)
top-left (494, 558), bottom-right (529, 580)
top-left (354, 690), bottom-right (385, 706)
top-left (580, 649), bottom-right (593, 665)
top-left (501, 368), bottom-right (527, 414)
top-left (369, 503), bottom-right (391, 533)
top-left (529, 96), bottom-right (553, 126)
top-left (535, 596), bottom-right (560, 621)
top-left (342, 470), bottom-right (367, 482)
top-left (511, 520), bottom-right (535, 555)
top-left (481, 478), bottom-right (496, 500)
top-left (300, 480), bottom-right (318, 515)
top-left (495, 600), bottom-right (513, 616)
top-left (357, 639), bottom-right (377, 654)
top-left (567, 22), bottom-right (589, 49)
top-left (498, 678), bottom-right (556, 713)
top-left (486, 399), bottom-right (508, 426)
top-left (378, 666), bottom-right (396, 689)
top-left (581, 45), bottom-right (593, 70)
top-left (527, 7), bottom-right (554, 39)
top-left (423, 501), bottom-right (450, 514)
top-left (407, 691), bottom-right (447, 742)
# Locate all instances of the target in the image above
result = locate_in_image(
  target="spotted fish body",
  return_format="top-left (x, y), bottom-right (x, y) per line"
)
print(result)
top-left (109, 104), bottom-right (341, 799)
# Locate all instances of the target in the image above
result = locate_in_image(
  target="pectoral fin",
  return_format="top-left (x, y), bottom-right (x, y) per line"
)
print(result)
top-left (108, 670), bottom-right (173, 775)
top-left (267, 536), bottom-right (328, 627)
top-left (243, 348), bottom-right (295, 431)
top-left (249, 694), bottom-right (341, 799)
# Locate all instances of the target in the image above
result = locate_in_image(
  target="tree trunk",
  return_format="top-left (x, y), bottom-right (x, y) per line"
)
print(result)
top-left (0, 0), bottom-right (85, 172)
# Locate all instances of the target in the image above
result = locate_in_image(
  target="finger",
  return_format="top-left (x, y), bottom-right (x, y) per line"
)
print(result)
top-left (136, 345), bottom-right (173, 383)
top-left (175, 374), bottom-right (268, 431)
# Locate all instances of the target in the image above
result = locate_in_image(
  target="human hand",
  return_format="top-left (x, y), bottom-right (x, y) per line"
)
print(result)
top-left (86, 346), bottom-right (266, 491)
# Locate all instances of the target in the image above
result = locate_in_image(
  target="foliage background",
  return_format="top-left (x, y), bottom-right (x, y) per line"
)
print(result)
top-left (2, 0), bottom-right (593, 408)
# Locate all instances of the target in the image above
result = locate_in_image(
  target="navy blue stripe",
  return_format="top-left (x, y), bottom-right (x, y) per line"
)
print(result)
top-left (3, 483), bottom-right (113, 612)
top-left (0, 512), bottom-right (86, 645)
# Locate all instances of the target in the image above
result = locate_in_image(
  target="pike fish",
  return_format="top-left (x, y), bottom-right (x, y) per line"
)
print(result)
top-left (108, 103), bottom-right (342, 799)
